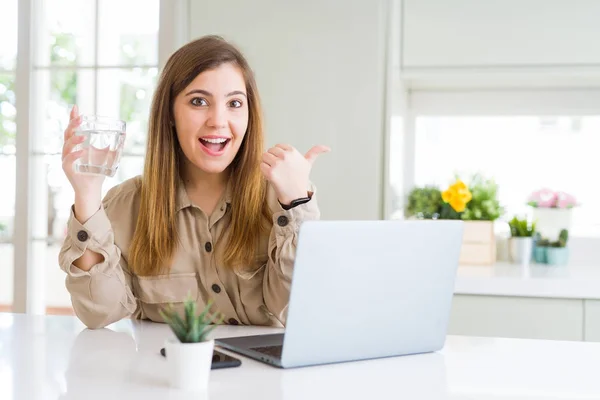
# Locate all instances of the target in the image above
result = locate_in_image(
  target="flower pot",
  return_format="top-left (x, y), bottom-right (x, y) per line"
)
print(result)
top-left (509, 237), bottom-right (533, 264)
top-left (532, 208), bottom-right (573, 241)
top-left (546, 247), bottom-right (570, 266)
top-left (165, 338), bottom-right (214, 391)
top-left (533, 246), bottom-right (547, 264)
top-left (459, 221), bottom-right (496, 265)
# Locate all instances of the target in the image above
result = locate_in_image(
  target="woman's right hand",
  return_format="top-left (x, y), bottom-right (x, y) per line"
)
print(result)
top-left (62, 105), bottom-right (105, 223)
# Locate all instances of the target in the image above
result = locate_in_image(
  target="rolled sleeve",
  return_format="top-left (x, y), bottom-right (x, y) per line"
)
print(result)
top-left (62, 205), bottom-right (114, 276)
top-left (263, 184), bottom-right (320, 324)
top-left (272, 195), bottom-right (320, 237)
top-left (270, 193), bottom-right (320, 278)
top-left (58, 179), bottom-right (140, 329)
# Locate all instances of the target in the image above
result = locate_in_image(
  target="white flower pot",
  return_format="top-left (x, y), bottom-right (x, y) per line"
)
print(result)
top-left (532, 208), bottom-right (573, 241)
top-left (509, 237), bottom-right (533, 265)
top-left (165, 338), bottom-right (214, 392)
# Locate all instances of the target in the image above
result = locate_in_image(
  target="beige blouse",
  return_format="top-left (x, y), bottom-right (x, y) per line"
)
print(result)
top-left (58, 176), bottom-right (319, 329)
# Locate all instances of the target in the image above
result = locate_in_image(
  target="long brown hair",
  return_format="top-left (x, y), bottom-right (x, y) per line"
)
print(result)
top-left (129, 35), bottom-right (272, 276)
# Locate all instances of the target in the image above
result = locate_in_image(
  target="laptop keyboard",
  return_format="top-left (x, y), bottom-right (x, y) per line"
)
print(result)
top-left (250, 345), bottom-right (283, 358)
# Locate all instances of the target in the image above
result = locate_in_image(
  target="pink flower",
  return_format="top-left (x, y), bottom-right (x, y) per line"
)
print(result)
top-left (527, 188), bottom-right (556, 207)
top-left (538, 198), bottom-right (556, 207)
top-left (527, 188), bottom-right (577, 208)
top-left (556, 191), bottom-right (577, 208)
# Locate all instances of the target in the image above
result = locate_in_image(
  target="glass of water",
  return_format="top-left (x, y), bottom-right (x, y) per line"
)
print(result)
top-left (74, 115), bottom-right (126, 177)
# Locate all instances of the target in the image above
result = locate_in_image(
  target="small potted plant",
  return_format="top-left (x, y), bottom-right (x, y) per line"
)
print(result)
top-left (527, 188), bottom-right (577, 241)
top-left (159, 296), bottom-right (224, 392)
top-left (546, 229), bottom-right (570, 266)
top-left (532, 233), bottom-right (549, 263)
top-left (508, 216), bottom-right (536, 264)
top-left (460, 174), bottom-right (503, 222)
top-left (439, 174), bottom-right (503, 265)
top-left (406, 186), bottom-right (443, 219)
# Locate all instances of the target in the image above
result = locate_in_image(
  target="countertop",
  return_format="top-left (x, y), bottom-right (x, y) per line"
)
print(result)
top-left (1, 313), bottom-right (600, 399)
top-left (455, 262), bottom-right (600, 300)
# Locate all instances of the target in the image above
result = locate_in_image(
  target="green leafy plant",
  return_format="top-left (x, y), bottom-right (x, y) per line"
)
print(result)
top-left (159, 295), bottom-right (224, 343)
top-left (405, 174), bottom-right (503, 222)
top-left (439, 202), bottom-right (462, 220)
top-left (406, 186), bottom-right (443, 219)
top-left (508, 216), bottom-right (536, 237)
top-left (460, 174), bottom-right (503, 221)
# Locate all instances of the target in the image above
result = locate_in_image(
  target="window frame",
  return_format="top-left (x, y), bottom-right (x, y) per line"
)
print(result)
top-left (388, 86), bottom-right (600, 264)
top-left (11, 0), bottom-right (189, 314)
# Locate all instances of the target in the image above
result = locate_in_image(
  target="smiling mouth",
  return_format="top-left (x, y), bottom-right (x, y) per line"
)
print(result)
top-left (198, 138), bottom-right (231, 155)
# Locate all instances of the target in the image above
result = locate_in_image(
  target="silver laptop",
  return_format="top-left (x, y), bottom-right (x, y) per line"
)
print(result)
top-left (216, 220), bottom-right (464, 368)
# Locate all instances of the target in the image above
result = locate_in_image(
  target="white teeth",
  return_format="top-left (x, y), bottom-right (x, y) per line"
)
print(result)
top-left (201, 138), bottom-right (228, 144)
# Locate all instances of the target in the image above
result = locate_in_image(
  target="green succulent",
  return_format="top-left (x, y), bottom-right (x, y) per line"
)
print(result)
top-left (551, 229), bottom-right (569, 248)
top-left (534, 229), bottom-right (569, 248)
top-left (508, 216), bottom-right (536, 237)
top-left (536, 238), bottom-right (550, 247)
top-left (159, 295), bottom-right (224, 343)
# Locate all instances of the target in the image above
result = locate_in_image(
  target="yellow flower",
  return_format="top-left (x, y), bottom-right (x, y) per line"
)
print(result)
top-left (450, 198), bottom-right (467, 212)
top-left (441, 190), bottom-right (452, 203)
top-left (442, 179), bottom-right (472, 212)
top-left (453, 180), bottom-right (468, 191)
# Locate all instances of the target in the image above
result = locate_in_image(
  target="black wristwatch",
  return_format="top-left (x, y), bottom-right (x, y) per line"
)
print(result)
top-left (280, 196), bottom-right (311, 210)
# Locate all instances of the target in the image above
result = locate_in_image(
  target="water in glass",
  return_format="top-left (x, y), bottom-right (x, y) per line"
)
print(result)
top-left (74, 116), bottom-right (126, 177)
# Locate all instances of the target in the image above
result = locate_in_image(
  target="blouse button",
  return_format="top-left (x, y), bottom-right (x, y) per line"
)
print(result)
top-left (77, 230), bottom-right (88, 242)
top-left (277, 216), bottom-right (289, 227)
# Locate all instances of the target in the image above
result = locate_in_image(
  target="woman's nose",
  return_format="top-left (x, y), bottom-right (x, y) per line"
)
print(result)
top-left (207, 104), bottom-right (227, 128)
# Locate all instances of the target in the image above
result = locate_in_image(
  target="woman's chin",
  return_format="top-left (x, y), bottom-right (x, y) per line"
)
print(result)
top-left (190, 158), bottom-right (232, 175)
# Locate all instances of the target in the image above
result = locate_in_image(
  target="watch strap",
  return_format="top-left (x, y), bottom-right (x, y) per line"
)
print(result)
top-left (280, 196), bottom-right (311, 210)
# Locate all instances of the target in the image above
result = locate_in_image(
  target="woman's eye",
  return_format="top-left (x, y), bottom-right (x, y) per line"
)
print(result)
top-left (229, 100), bottom-right (242, 108)
top-left (191, 97), bottom-right (208, 106)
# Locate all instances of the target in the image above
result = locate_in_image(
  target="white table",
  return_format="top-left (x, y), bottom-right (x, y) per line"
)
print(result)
top-left (1, 313), bottom-right (600, 399)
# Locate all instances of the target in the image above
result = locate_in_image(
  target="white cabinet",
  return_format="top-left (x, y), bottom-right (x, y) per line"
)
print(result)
top-left (584, 300), bottom-right (600, 342)
top-left (402, 0), bottom-right (600, 68)
top-left (448, 295), bottom-right (584, 341)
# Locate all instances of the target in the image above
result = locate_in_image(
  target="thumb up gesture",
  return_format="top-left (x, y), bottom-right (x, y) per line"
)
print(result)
top-left (260, 144), bottom-right (330, 206)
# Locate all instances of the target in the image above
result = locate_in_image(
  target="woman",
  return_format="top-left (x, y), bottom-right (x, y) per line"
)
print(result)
top-left (58, 35), bottom-right (329, 329)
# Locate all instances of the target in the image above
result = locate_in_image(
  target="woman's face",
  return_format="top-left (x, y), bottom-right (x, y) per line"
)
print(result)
top-left (173, 62), bottom-right (249, 176)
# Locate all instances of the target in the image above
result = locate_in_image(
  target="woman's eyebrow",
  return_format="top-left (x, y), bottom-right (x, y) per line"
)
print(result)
top-left (184, 89), bottom-right (247, 98)
top-left (226, 90), bottom-right (247, 98)
top-left (185, 89), bottom-right (212, 97)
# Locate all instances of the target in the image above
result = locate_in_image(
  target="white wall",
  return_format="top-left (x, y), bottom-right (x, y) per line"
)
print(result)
top-left (187, 0), bottom-right (395, 220)
top-left (399, 0), bottom-right (600, 90)
top-left (402, 0), bottom-right (600, 69)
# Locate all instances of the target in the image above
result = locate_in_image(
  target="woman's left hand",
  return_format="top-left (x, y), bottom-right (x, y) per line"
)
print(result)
top-left (260, 144), bottom-right (330, 206)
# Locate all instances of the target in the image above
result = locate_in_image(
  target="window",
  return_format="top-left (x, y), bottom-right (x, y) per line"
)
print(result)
top-left (0, 0), bottom-right (18, 311)
top-left (29, 0), bottom-right (159, 312)
top-left (412, 116), bottom-right (600, 237)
